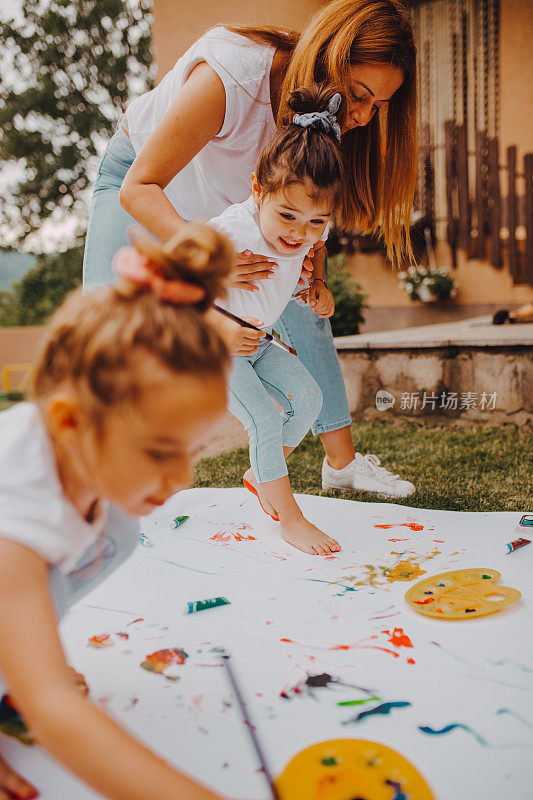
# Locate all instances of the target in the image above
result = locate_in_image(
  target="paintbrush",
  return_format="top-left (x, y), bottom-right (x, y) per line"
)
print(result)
top-left (213, 305), bottom-right (297, 356)
top-left (221, 654), bottom-right (282, 800)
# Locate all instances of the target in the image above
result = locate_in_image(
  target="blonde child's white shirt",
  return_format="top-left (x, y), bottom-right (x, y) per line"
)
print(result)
top-left (125, 26), bottom-right (278, 222)
top-left (210, 195), bottom-right (319, 328)
top-left (0, 403), bottom-right (110, 574)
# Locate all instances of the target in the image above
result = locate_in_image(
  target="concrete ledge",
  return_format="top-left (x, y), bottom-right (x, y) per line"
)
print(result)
top-left (335, 316), bottom-right (533, 350)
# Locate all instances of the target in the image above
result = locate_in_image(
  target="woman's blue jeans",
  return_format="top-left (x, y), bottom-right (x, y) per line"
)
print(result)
top-left (82, 126), bottom-right (352, 436)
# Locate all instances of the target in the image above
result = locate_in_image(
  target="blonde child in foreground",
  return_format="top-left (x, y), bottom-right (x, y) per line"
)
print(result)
top-left (0, 225), bottom-right (251, 800)
top-left (210, 85), bottom-right (343, 556)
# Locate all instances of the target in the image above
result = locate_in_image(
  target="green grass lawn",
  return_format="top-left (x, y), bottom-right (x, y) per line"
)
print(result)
top-left (193, 421), bottom-right (533, 512)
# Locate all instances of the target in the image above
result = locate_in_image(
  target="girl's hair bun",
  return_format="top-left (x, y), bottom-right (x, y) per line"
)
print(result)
top-left (287, 84), bottom-right (345, 122)
top-left (127, 224), bottom-right (234, 311)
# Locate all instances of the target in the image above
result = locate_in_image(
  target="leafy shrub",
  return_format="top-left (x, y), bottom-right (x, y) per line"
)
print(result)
top-left (327, 254), bottom-right (367, 336)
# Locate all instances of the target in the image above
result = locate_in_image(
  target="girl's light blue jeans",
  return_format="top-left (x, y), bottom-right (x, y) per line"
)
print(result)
top-left (82, 125), bottom-right (352, 435)
top-left (228, 338), bottom-right (323, 482)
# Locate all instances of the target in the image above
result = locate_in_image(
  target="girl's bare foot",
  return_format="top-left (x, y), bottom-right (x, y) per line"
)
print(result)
top-left (0, 752), bottom-right (38, 799)
top-left (281, 515), bottom-right (340, 555)
top-left (243, 469), bottom-right (279, 520)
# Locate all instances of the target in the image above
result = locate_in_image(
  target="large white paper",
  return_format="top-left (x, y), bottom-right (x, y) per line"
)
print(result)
top-left (1, 489), bottom-right (532, 799)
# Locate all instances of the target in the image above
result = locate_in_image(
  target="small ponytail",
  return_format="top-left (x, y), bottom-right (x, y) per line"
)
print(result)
top-left (114, 224), bottom-right (233, 311)
top-left (35, 225), bottom-right (234, 410)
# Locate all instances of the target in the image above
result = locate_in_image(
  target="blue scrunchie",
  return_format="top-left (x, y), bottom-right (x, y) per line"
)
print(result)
top-left (292, 92), bottom-right (342, 142)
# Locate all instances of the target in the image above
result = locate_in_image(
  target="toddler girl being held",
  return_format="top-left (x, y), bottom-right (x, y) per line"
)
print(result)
top-left (210, 86), bottom-right (344, 555)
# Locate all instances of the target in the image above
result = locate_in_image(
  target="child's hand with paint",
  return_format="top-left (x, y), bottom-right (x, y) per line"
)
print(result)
top-left (0, 225), bottom-right (235, 800)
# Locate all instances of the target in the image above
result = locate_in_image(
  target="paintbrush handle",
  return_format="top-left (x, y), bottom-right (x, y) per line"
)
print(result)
top-left (222, 655), bottom-right (282, 800)
top-left (213, 305), bottom-right (296, 356)
top-left (214, 304), bottom-right (262, 332)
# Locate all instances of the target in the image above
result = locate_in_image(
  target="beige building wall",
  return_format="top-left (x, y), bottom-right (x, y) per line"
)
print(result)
top-left (153, 0), bottom-right (323, 80)
top-left (499, 0), bottom-right (533, 161)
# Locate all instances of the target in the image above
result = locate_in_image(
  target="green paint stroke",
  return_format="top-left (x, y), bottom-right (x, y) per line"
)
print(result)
top-left (337, 696), bottom-right (381, 707)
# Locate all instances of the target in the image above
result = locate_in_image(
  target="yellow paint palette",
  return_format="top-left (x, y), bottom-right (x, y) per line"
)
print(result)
top-left (275, 738), bottom-right (435, 800)
top-left (404, 568), bottom-right (521, 619)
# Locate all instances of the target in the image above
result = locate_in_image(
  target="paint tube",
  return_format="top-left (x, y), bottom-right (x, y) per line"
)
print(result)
top-left (501, 537), bottom-right (531, 554)
top-left (501, 515), bottom-right (533, 554)
top-left (173, 515), bottom-right (189, 528)
top-left (182, 597), bottom-right (230, 614)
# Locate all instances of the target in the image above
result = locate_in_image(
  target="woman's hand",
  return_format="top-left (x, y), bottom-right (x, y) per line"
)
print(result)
top-left (309, 279), bottom-right (335, 318)
top-left (228, 251), bottom-right (278, 291)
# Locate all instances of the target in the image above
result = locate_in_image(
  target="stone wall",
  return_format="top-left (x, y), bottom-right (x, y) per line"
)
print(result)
top-left (337, 346), bottom-right (533, 423)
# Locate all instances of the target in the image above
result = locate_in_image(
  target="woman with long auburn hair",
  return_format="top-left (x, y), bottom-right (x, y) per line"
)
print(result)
top-left (82, 0), bottom-right (418, 499)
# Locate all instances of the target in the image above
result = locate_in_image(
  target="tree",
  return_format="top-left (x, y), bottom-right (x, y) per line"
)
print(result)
top-left (0, 246), bottom-right (83, 326)
top-left (0, 0), bottom-right (154, 247)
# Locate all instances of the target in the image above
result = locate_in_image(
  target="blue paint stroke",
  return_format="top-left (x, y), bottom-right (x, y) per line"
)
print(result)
top-left (385, 782), bottom-right (408, 800)
top-left (343, 701), bottom-right (411, 725)
top-left (419, 721), bottom-right (533, 749)
top-left (419, 723), bottom-right (489, 746)
top-left (490, 659), bottom-right (533, 674)
top-left (497, 709), bottom-right (533, 729)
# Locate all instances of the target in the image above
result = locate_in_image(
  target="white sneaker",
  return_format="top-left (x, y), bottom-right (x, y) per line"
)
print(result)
top-left (321, 453), bottom-right (416, 498)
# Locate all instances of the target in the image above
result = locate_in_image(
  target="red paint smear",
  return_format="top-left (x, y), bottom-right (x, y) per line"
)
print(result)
top-left (435, 608), bottom-right (444, 614)
top-left (325, 555), bottom-right (339, 560)
top-left (127, 617), bottom-right (144, 626)
top-left (433, 539), bottom-right (445, 543)
top-left (210, 530), bottom-right (256, 544)
top-left (407, 658), bottom-right (415, 664)
top-left (88, 633), bottom-right (112, 647)
top-left (382, 627), bottom-right (414, 648)
top-left (329, 643), bottom-right (400, 658)
top-left (388, 538), bottom-right (410, 542)
top-left (281, 638), bottom-right (294, 643)
top-left (414, 598), bottom-right (435, 605)
top-left (375, 522), bottom-right (424, 531)
top-left (143, 648), bottom-right (188, 670)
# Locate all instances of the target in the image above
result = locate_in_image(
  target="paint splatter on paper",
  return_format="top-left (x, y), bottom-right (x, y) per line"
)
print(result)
top-left (88, 631), bottom-right (129, 648)
top-left (375, 522), bottom-right (424, 532)
top-left (280, 672), bottom-right (374, 701)
top-left (343, 701), bottom-right (412, 725)
top-left (340, 548), bottom-right (441, 590)
top-left (141, 648), bottom-right (189, 681)
top-left (210, 528), bottom-right (256, 545)
top-left (419, 723), bottom-right (489, 746)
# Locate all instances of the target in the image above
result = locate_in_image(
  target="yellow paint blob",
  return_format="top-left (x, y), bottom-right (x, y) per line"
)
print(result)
top-left (276, 738), bottom-right (435, 800)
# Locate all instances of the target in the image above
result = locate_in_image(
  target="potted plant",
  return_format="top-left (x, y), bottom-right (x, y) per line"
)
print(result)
top-left (398, 228), bottom-right (457, 302)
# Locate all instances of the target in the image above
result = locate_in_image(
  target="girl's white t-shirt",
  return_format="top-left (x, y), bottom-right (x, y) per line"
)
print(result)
top-left (209, 195), bottom-right (310, 328)
top-left (125, 26), bottom-right (278, 222)
top-left (0, 403), bottom-right (132, 574)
